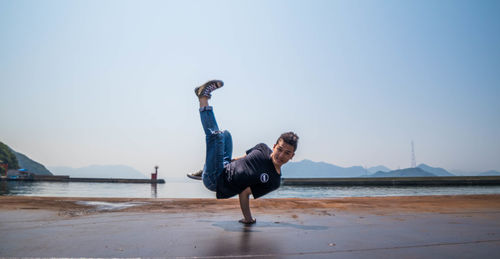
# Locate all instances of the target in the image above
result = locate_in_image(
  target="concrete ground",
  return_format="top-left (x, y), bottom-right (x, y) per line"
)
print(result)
top-left (1, 195), bottom-right (500, 258)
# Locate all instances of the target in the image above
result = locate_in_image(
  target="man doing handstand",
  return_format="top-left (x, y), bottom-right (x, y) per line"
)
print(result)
top-left (188, 80), bottom-right (299, 224)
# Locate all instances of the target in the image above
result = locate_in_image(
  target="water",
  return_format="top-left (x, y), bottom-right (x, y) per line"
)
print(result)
top-left (2, 180), bottom-right (500, 198)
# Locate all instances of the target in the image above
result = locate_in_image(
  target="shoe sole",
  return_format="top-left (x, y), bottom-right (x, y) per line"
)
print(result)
top-left (195, 80), bottom-right (224, 97)
top-left (186, 173), bottom-right (202, 180)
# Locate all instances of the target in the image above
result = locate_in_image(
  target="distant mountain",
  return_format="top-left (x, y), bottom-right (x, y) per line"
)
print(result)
top-left (367, 165), bottom-right (391, 174)
top-left (282, 159), bottom-right (368, 178)
top-left (478, 170), bottom-right (500, 176)
top-left (450, 170), bottom-right (500, 176)
top-left (369, 167), bottom-right (436, 177)
top-left (12, 151), bottom-right (53, 175)
top-left (48, 165), bottom-right (147, 179)
top-left (450, 170), bottom-right (478, 176)
top-left (417, 164), bottom-right (454, 176)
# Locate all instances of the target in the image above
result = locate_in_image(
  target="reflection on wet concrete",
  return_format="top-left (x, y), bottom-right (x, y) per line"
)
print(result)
top-left (237, 228), bottom-right (253, 254)
top-left (199, 218), bottom-right (328, 256)
top-left (205, 223), bottom-right (283, 256)
top-left (208, 220), bottom-right (328, 232)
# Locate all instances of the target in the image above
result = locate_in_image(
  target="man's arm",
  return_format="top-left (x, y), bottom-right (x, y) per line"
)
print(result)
top-left (238, 187), bottom-right (256, 224)
top-left (231, 154), bottom-right (246, 162)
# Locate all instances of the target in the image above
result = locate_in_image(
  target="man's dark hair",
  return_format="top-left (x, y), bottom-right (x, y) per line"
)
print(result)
top-left (276, 132), bottom-right (299, 151)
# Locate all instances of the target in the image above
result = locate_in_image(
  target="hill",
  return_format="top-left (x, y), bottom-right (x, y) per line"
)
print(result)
top-left (49, 165), bottom-right (147, 179)
top-left (369, 167), bottom-right (436, 177)
top-left (417, 163), bottom-right (454, 176)
top-left (13, 151), bottom-right (53, 175)
top-left (367, 165), bottom-right (391, 174)
top-left (282, 159), bottom-right (368, 178)
top-left (1, 141), bottom-right (53, 175)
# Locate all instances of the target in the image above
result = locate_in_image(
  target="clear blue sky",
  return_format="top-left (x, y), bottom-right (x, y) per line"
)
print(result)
top-left (1, 0), bottom-right (499, 178)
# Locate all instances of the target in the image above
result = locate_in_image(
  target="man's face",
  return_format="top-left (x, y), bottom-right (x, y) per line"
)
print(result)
top-left (271, 139), bottom-right (295, 168)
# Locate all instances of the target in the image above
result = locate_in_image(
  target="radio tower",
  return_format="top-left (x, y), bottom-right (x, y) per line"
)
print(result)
top-left (411, 140), bottom-right (416, 168)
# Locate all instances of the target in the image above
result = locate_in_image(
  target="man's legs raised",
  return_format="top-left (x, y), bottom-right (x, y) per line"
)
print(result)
top-left (198, 107), bottom-right (227, 191)
top-left (193, 80), bottom-right (227, 190)
top-left (199, 105), bottom-right (219, 135)
top-left (222, 130), bottom-right (233, 165)
top-left (202, 129), bottom-right (225, 191)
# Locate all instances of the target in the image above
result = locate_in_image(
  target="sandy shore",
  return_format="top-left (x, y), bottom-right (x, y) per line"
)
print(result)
top-left (1, 195), bottom-right (500, 258)
top-left (1, 194), bottom-right (500, 215)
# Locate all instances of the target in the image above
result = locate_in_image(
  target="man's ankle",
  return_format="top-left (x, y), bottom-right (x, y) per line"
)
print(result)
top-left (199, 97), bottom-right (209, 108)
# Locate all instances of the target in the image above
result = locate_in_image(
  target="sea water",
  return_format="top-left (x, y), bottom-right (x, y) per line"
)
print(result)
top-left (2, 179), bottom-right (500, 198)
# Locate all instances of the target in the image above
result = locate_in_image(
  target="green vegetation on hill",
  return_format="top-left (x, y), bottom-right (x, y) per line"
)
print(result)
top-left (0, 141), bottom-right (20, 173)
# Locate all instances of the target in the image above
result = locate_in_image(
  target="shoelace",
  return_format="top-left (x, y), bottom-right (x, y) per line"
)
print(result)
top-left (202, 83), bottom-right (218, 96)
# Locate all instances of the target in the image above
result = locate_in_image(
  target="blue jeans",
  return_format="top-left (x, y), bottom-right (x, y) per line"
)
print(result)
top-left (199, 106), bottom-right (233, 191)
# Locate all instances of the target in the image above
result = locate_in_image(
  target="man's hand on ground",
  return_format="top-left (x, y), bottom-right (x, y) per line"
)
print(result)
top-left (239, 187), bottom-right (254, 224)
top-left (238, 218), bottom-right (256, 225)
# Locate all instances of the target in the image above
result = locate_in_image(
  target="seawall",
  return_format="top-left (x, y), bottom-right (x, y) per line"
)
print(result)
top-left (1, 175), bottom-right (165, 184)
top-left (282, 176), bottom-right (500, 186)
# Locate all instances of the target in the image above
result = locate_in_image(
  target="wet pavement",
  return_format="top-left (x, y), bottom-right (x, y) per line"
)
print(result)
top-left (1, 205), bottom-right (500, 258)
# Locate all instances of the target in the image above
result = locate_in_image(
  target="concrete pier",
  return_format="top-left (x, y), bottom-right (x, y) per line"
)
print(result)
top-left (282, 176), bottom-right (500, 186)
top-left (1, 175), bottom-right (165, 184)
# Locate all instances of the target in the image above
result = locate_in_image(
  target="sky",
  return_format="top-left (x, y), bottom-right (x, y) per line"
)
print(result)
top-left (1, 0), bottom-right (499, 178)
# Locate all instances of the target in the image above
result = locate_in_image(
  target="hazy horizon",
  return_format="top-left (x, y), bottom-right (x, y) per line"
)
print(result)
top-left (1, 0), bottom-right (499, 179)
top-left (44, 158), bottom-right (500, 178)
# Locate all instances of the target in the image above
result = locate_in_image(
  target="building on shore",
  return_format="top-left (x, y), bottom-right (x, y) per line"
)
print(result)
top-left (5, 169), bottom-right (33, 179)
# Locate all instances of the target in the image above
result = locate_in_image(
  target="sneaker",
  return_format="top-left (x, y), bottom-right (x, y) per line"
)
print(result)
top-left (194, 80), bottom-right (224, 99)
top-left (187, 170), bottom-right (203, 180)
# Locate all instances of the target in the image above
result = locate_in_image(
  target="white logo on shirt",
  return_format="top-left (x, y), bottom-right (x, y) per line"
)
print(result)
top-left (260, 173), bottom-right (269, 183)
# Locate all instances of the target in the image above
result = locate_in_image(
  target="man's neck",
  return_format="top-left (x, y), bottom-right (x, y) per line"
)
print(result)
top-left (270, 154), bottom-right (281, 174)
top-left (273, 162), bottom-right (281, 175)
